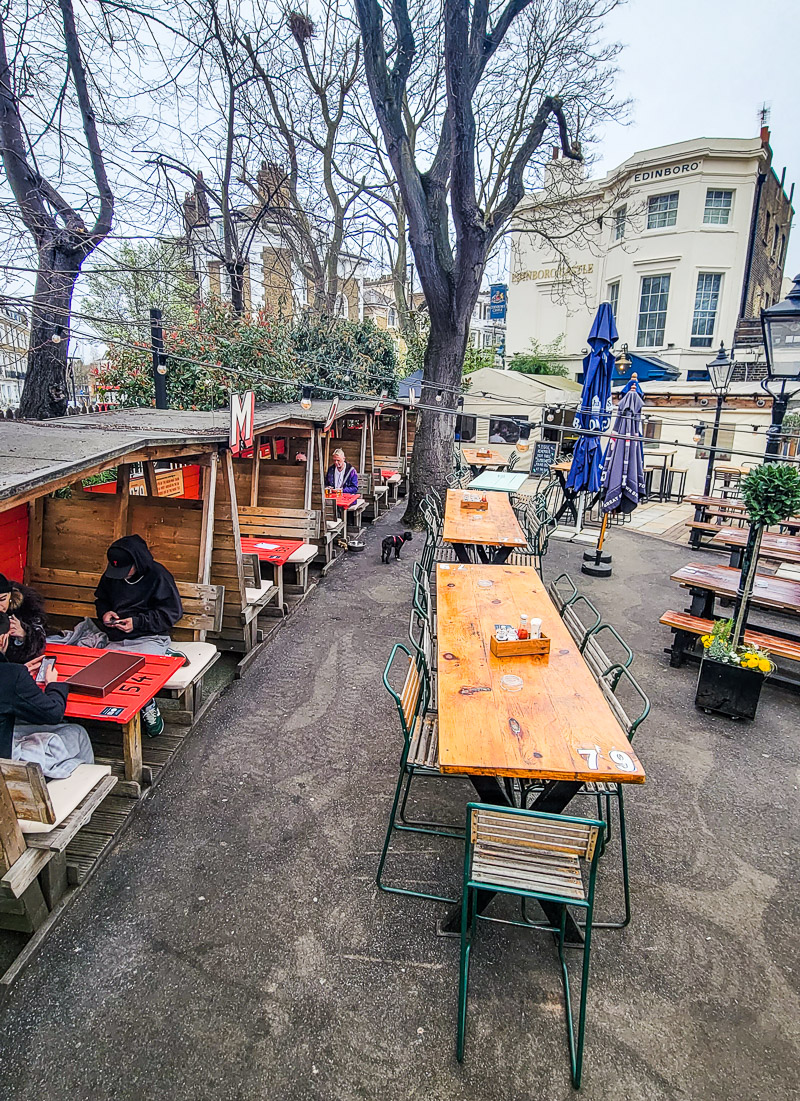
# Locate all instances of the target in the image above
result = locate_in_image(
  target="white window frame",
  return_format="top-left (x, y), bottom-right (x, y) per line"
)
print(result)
top-left (703, 189), bottom-right (733, 226)
top-left (607, 281), bottom-right (620, 318)
top-left (690, 273), bottom-right (722, 348)
top-left (636, 274), bottom-right (670, 348)
top-left (613, 205), bottom-right (626, 242)
top-left (646, 192), bottom-right (679, 230)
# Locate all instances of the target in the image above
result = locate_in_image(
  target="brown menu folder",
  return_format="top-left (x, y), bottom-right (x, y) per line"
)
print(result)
top-left (66, 652), bottom-right (146, 697)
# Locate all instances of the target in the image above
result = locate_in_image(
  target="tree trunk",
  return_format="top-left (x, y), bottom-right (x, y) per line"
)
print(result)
top-left (404, 317), bottom-right (469, 524)
top-left (19, 247), bottom-right (82, 419)
top-left (731, 525), bottom-right (764, 649)
top-left (228, 262), bottom-right (245, 316)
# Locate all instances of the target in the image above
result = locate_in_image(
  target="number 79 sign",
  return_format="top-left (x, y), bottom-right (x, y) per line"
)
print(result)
top-left (578, 746), bottom-right (636, 773)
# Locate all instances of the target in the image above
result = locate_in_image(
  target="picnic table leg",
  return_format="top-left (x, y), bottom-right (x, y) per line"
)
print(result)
top-left (729, 547), bottom-right (743, 569)
top-left (688, 585), bottom-right (715, 619)
top-left (122, 713), bottom-right (143, 784)
top-left (689, 505), bottom-right (706, 550)
top-left (491, 546), bottom-right (512, 565)
top-left (438, 778), bottom-right (583, 944)
top-left (453, 543), bottom-right (472, 564)
top-left (273, 563), bottom-right (286, 615)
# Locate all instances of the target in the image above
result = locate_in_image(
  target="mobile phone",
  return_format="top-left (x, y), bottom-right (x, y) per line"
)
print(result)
top-left (36, 657), bottom-right (56, 683)
top-left (106, 612), bottom-right (120, 624)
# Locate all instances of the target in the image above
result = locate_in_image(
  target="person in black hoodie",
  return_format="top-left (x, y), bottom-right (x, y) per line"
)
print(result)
top-left (94, 535), bottom-right (183, 737)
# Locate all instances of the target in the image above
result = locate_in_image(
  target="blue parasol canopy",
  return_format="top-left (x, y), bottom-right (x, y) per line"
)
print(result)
top-left (601, 384), bottom-right (646, 514)
top-left (565, 303), bottom-right (617, 493)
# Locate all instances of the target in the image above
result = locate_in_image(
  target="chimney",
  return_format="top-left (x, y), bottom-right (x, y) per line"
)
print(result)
top-left (760, 125), bottom-right (771, 146)
top-left (551, 147), bottom-right (559, 160)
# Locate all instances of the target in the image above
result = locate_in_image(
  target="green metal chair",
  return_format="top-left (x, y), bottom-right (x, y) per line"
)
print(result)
top-left (548, 572), bottom-right (579, 613)
top-left (573, 663), bottom-right (650, 930)
top-left (561, 595), bottom-right (602, 649)
top-left (580, 623), bottom-right (634, 680)
top-left (456, 803), bottom-right (605, 1088)
top-left (377, 643), bottom-right (463, 904)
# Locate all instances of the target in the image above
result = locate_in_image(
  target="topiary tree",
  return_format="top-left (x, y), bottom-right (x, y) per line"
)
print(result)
top-left (731, 463), bottom-right (800, 648)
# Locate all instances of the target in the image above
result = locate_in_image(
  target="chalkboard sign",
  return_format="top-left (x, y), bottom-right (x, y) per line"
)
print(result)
top-left (531, 441), bottom-right (558, 477)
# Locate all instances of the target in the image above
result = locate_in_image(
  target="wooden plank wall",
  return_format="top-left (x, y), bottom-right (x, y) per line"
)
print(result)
top-left (210, 458), bottom-right (248, 649)
top-left (255, 460), bottom-right (307, 509)
top-left (374, 416), bottom-right (401, 458)
top-left (0, 504), bottom-right (29, 580)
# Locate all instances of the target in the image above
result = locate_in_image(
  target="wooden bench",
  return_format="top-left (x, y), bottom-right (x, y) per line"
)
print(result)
top-left (373, 457), bottom-right (405, 504)
top-left (236, 505), bottom-right (320, 592)
top-left (27, 567), bottom-right (225, 727)
top-left (360, 472), bottom-right (389, 521)
top-left (0, 758), bottom-right (116, 937)
top-left (660, 609), bottom-right (800, 687)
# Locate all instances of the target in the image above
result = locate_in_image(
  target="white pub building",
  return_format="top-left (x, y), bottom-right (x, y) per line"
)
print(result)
top-left (506, 129), bottom-right (795, 494)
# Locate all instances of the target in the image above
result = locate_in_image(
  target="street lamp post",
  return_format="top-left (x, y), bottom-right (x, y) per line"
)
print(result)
top-left (761, 272), bottom-right (800, 461)
top-left (688, 343), bottom-right (735, 549)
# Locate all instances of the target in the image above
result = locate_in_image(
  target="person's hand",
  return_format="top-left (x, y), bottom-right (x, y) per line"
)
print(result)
top-left (102, 611), bottom-right (119, 627)
top-left (44, 662), bottom-right (58, 685)
top-left (115, 617), bottom-right (134, 634)
top-left (25, 656), bottom-right (43, 678)
top-left (8, 615), bottom-right (24, 639)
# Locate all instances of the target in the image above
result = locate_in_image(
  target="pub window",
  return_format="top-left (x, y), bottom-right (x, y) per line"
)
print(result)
top-left (696, 422), bottom-right (735, 462)
top-left (613, 205), bottom-right (626, 241)
top-left (772, 224), bottom-right (780, 257)
top-left (690, 272), bottom-right (722, 348)
top-left (642, 417), bottom-right (662, 449)
top-left (646, 192), bottom-right (679, 230)
top-left (488, 417), bottom-right (526, 444)
top-left (703, 189), bottom-right (733, 225)
top-left (455, 415), bottom-right (477, 443)
top-left (779, 234), bottom-right (786, 265)
top-left (607, 281), bottom-right (620, 317)
top-left (636, 274), bottom-right (670, 347)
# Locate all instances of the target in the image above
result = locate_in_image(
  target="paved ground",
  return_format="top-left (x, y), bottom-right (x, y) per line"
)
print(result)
top-left (0, 506), bottom-right (797, 1100)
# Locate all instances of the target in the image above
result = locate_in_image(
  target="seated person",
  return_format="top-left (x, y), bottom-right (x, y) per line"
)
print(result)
top-left (94, 535), bottom-right (183, 737)
top-left (325, 448), bottom-right (358, 496)
top-left (0, 573), bottom-right (47, 665)
top-left (0, 613), bottom-right (93, 777)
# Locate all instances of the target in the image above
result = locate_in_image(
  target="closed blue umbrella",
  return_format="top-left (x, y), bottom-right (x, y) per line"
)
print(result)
top-left (601, 381), bottom-right (646, 515)
top-left (566, 303), bottom-right (617, 494)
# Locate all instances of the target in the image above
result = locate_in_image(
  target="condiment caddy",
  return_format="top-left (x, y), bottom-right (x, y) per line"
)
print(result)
top-left (460, 492), bottom-right (489, 511)
top-left (490, 617), bottom-right (550, 661)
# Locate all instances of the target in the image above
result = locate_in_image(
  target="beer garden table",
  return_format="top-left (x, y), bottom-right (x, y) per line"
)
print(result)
top-left (466, 470), bottom-right (528, 493)
top-left (45, 643), bottom-right (184, 786)
top-left (461, 448), bottom-right (509, 477)
top-left (435, 563), bottom-right (646, 936)
top-left (442, 488), bottom-right (527, 564)
top-left (710, 527), bottom-right (800, 568)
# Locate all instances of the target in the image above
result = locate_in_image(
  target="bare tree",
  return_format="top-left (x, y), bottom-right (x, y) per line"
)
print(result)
top-left (354, 0), bottom-right (622, 516)
top-left (0, 0), bottom-right (114, 418)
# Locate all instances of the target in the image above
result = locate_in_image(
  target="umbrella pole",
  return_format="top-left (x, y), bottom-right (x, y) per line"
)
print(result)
top-left (582, 508), bottom-right (613, 577)
top-left (596, 511), bottom-right (610, 554)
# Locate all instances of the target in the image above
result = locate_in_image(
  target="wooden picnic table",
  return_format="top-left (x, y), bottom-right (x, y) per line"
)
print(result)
top-left (710, 528), bottom-right (800, 568)
top-left (442, 488), bottom-right (527, 564)
top-left (461, 448), bottom-right (509, 476)
top-left (45, 643), bottom-right (184, 787)
top-left (686, 495), bottom-right (746, 511)
top-left (240, 535), bottom-right (303, 614)
top-left (671, 562), bottom-right (800, 623)
top-left (466, 470), bottom-right (528, 493)
top-left (435, 563), bottom-right (645, 936)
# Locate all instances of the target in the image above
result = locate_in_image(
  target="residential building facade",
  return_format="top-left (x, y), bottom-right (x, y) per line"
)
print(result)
top-left (506, 129), bottom-right (794, 382)
top-left (0, 301), bottom-right (28, 407)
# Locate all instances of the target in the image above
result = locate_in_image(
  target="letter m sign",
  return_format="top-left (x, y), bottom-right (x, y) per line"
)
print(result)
top-left (230, 390), bottom-right (255, 456)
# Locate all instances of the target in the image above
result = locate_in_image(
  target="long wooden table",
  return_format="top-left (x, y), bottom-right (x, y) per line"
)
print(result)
top-left (461, 448), bottom-right (508, 476)
top-left (710, 528), bottom-right (800, 568)
top-left (442, 488), bottom-right (527, 564)
top-left (46, 643), bottom-right (184, 786)
top-left (436, 563), bottom-right (645, 935)
top-left (671, 562), bottom-right (800, 624)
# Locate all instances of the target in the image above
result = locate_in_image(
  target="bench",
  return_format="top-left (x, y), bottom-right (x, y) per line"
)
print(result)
top-left (373, 457), bottom-right (405, 504)
top-left (27, 567), bottom-right (225, 727)
top-left (0, 758), bottom-right (116, 936)
top-left (235, 504), bottom-right (320, 602)
top-left (360, 472), bottom-right (389, 521)
top-left (659, 610), bottom-right (800, 687)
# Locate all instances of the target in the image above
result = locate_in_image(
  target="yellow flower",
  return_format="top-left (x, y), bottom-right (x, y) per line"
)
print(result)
top-left (743, 657), bottom-right (757, 668)
top-left (701, 635), bottom-right (712, 648)
top-left (758, 658), bottom-right (771, 673)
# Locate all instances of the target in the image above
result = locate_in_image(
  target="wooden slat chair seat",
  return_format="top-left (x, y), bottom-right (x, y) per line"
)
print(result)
top-left (580, 624), bottom-right (634, 680)
top-left (0, 759), bottom-right (116, 934)
top-left (377, 643), bottom-right (465, 904)
top-left (561, 594), bottom-right (602, 648)
top-left (457, 804), bottom-right (605, 1088)
top-left (373, 457), bottom-right (404, 503)
top-left (26, 567), bottom-right (225, 727)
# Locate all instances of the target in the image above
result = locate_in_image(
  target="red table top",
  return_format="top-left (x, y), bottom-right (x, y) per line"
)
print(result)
top-left (240, 536), bottom-right (304, 566)
top-left (44, 643), bottom-right (184, 724)
top-left (334, 492), bottom-right (360, 509)
top-left (380, 469), bottom-right (398, 481)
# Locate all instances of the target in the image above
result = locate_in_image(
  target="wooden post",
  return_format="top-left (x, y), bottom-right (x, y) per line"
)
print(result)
top-left (359, 415), bottom-right (367, 474)
top-left (143, 462), bottom-right (158, 496)
top-left (250, 442), bottom-right (261, 507)
top-left (0, 775), bottom-right (26, 874)
top-left (25, 496), bottom-right (44, 580)
top-left (223, 450), bottom-right (247, 612)
top-left (113, 464), bottom-right (131, 541)
top-left (122, 713), bottom-right (142, 784)
top-left (369, 415), bottom-right (375, 470)
top-left (198, 452), bottom-right (218, 587)
top-left (317, 431), bottom-right (330, 523)
top-left (397, 409), bottom-right (404, 460)
top-left (304, 430), bottom-right (314, 510)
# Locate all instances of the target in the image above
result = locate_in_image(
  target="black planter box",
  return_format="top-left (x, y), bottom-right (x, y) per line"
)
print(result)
top-left (695, 656), bottom-right (765, 720)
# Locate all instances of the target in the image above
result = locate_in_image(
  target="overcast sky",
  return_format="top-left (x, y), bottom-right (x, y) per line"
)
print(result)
top-left (591, 0), bottom-right (798, 276)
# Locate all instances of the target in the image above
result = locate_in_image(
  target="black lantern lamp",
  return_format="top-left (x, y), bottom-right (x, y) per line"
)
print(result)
top-left (762, 273), bottom-right (800, 460)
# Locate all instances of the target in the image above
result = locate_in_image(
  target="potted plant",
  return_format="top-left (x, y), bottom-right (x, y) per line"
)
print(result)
top-left (694, 462), bottom-right (800, 719)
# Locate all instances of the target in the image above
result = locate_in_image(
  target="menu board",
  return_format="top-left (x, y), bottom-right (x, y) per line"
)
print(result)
top-left (531, 441), bottom-right (559, 477)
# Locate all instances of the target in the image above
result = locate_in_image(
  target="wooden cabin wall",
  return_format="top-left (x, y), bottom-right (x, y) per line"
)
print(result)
top-left (0, 504), bottom-right (29, 581)
top-left (39, 496), bottom-right (116, 573)
top-left (255, 459), bottom-right (307, 509)
top-left (333, 437), bottom-right (362, 471)
top-left (127, 497), bottom-right (203, 581)
top-left (407, 413), bottom-right (417, 452)
top-left (374, 416), bottom-right (401, 458)
top-left (210, 457), bottom-right (248, 650)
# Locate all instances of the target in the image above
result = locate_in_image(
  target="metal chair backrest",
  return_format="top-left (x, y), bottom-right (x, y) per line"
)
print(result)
top-left (446, 472), bottom-right (461, 489)
top-left (507, 450), bottom-right (519, 471)
top-left (383, 642), bottom-right (429, 746)
top-left (581, 624), bottom-right (634, 679)
top-left (548, 572), bottom-right (579, 612)
top-left (412, 561), bottom-right (433, 621)
top-left (598, 663), bottom-right (650, 739)
top-left (408, 604), bottom-right (434, 673)
top-left (561, 594), bottom-right (602, 648)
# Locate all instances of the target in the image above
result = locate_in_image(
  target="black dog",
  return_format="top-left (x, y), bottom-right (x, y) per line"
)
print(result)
top-left (381, 531), bottom-right (413, 563)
